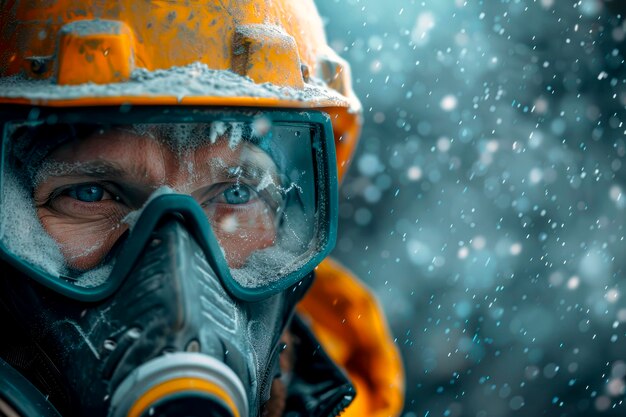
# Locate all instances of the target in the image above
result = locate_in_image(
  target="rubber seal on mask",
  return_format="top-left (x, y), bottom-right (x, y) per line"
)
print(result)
top-left (109, 353), bottom-right (248, 417)
top-left (0, 357), bottom-right (62, 417)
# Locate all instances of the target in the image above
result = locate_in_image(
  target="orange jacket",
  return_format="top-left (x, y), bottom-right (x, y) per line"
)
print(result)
top-left (298, 258), bottom-right (405, 417)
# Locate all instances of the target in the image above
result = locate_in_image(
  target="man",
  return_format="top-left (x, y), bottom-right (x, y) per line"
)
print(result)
top-left (0, 1), bottom-right (404, 416)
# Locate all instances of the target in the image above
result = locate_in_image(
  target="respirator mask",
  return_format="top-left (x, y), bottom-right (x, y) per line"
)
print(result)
top-left (0, 106), bottom-right (338, 417)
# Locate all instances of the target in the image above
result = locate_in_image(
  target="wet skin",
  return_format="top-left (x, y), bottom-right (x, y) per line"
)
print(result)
top-left (33, 126), bottom-right (282, 271)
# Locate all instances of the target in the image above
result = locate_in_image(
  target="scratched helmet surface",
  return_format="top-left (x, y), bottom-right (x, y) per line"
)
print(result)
top-left (0, 0), bottom-right (362, 179)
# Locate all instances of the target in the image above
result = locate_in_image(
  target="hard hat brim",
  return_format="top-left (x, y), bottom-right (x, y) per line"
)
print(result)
top-left (0, 65), bottom-right (360, 111)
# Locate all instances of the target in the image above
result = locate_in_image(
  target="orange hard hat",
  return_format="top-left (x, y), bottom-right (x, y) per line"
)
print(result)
top-left (0, 0), bottom-right (362, 180)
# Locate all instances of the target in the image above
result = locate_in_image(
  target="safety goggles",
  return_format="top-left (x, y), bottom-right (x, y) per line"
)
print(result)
top-left (0, 106), bottom-right (337, 301)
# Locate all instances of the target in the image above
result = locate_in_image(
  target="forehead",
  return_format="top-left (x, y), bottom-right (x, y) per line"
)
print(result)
top-left (33, 123), bottom-right (280, 189)
top-left (45, 123), bottom-right (270, 164)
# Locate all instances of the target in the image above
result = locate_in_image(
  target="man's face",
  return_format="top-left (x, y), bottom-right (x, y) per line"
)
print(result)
top-left (32, 125), bottom-right (282, 271)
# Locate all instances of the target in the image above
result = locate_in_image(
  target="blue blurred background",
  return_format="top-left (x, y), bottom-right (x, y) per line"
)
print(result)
top-left (316, 0), bottom-right (626, 416)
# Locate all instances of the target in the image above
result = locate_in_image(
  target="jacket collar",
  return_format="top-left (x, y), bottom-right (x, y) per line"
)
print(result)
top-left (284, 315), bottom-right (355, 417)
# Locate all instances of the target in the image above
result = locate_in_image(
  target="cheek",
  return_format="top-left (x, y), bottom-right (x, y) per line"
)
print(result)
top-left (220, 231), bottom-right (276, 269)
top-left (38, 208), bottom-right (127, 271)
top-left (210, 207), bottom-right (277, 269)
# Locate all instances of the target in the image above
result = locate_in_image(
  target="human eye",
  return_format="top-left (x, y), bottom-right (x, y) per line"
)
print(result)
top-left (213, 184), bottom-right (255, 205)
top-left (197, 179), bottom-right (284, 221)
top-left (40, 182), bottom-right (126, 218)
top-left (64, 183), bottom-right (115, 203)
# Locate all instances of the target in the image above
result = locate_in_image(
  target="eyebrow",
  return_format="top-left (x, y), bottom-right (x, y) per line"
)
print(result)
top-left (206, 152), bottom-right (280, 184)
top-left (34, 160), bottom-right (133, 185)
top-left (228, 161), bottom-right (276, 179)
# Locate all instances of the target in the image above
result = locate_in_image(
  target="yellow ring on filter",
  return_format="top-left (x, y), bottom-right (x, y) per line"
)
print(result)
top-left (127, 377), bottom-right (240, 417)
